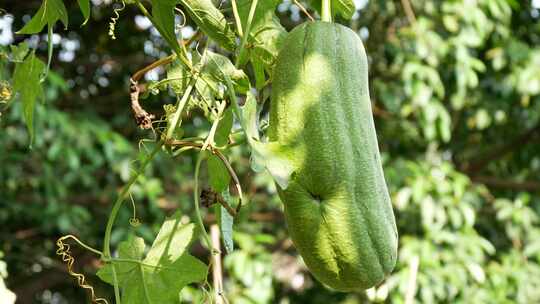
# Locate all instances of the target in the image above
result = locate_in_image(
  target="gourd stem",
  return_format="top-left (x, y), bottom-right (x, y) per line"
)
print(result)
top-left (321, 0), bottom-right (331, 22)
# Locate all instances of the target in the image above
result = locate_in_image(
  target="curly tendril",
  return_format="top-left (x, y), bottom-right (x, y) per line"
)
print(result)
top-left (56, 236), bottom-right (108, 304)
top-left (174, 7), bottom-right (187, 32)
top-left (108, 1), bottom-right (126, 40)
top-left (129, 193), bottom-right (141, 227)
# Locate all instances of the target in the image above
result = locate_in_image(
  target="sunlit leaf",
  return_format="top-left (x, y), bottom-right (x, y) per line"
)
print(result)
top-left (237, 0), bottom-right (287, 72)
top-left (180, 0), bottom-right (236, 51)
top-left (240, 91), bottom-right (260, 142)
top-left (214, 108), bottom-right (233, 147)
top-left (200, 51), bottom-right (250, 94)
top-left (250, 141), bottom-right (294, 189)
top-left (97, 214), bottom-right (208, 304)
top-left (166, 59), bottom-right (190, 94)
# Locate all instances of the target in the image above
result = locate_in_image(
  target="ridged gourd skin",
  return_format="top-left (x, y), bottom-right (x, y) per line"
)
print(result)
top-left (269, 21), bottom-right (398, 291)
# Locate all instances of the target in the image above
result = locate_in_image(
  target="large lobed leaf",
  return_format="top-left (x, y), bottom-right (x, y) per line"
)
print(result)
top-left (97, 214), bottom-right (208, 303)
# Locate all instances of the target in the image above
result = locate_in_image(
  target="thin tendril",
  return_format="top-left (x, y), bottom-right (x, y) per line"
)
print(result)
top-left (129, 193), bottom-right (141, 227)
top-left (174, 7), bottom-right (187, 28)
top-left (109, 0), bottom-right (126, 40)
top-left (56, 236), bottom-right (108, 304)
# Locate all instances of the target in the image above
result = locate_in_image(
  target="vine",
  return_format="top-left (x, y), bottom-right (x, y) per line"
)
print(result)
top-left (10, 0), bottom-right (292, 302)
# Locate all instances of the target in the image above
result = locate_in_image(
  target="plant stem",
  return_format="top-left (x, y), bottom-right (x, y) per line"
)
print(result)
top-left (230, 0), bottom-right (243, 37)
top-left (210, 224), bottom-right (224, 304)
top-left (321, 0), bottom-right (332, 22)
top-left (201, 100), bottom-right (227, 151)
top-left (58, 235), bottom-right (103, 256)
top-left (235, 0), bottom-right (259, 67)
top-left (166, 78), bottom-right (196, 139)
top-left (131, 54), bottom-right (176, 83)
top-left (42, 26), bottom-right (53, 82)
top-left (193, 152), bottom-right (213, 248)
top-left (102, 141), bottom-right (163, 258)
top-left (400, 0), bottom-right (417, 25)
top-left (111, 264), bottom-right (121, 304)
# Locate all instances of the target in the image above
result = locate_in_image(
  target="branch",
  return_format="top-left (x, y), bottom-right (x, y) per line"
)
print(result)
top-left (204, 210), bottom-right (284, 224)
top-left (130, 79), bottom-right (155, 130)
top-left (131, 55), bottom-right (175, 84)
top-left (372, 102), bottom-right (393, 119)
top-left (200, 188), bottom-right (238, 217)
top-left (400, 0), bottom-right (417, 25)
top-left (293, 0), bottom-right (314, 22)
top-left (464, 123), bottom-right (540, 173)
top-left (129, 32), bottom-right (202, 129)
top-left (471, 176), bottom-right (540, 192)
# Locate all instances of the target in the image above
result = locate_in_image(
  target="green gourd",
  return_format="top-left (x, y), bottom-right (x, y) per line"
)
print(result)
top-left (269, 21), bottom-right (398, 291)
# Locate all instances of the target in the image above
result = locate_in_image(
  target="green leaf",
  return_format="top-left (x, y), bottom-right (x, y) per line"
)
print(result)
top-left (250, 141), bottom-right (295, 189)
top-left (96, 236), bottom-right (146, 286)
top-left (12, 52), bottom-right (46, 146)
top-left (252, 58), bottom-right (266, 90)
top-left (77, 0), bottom-right (91, 25)
top-left (223, 80), bottom-right (294, 186)
top-left (240, 91), bottom-right (260, 141)
top-left (214, 108), bottom-right (233, 146)
top-left (17, 0), bottom-right (69, 34)
top-left (207, 154), bottom-right (230, 193)
top-left (180, 0), bottom-right (236, 51)
top-left (151, 0), bottom-right (183, 55)
top-left (144, 214), bottom-right (196, 262)
top-left (9, 42), bottom-right (29, 62)
top-left (97, 214), bottom-right (208, 304)
top-left (307, 0), bottom-right (356, 20)
top-left (237, 0), bottom-right (287, 72)
top-left (200, 51), bottom-right (250, 94)
top-left (167, 51), bottom-right (249, 103)
top-left (166, 59), bottom-right (191, 94)
top-left (216, 191), bottom-right (235, 254)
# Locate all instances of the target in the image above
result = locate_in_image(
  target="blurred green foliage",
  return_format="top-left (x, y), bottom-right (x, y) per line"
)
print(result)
top-left (1, 0), bottom-right (540, 303)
